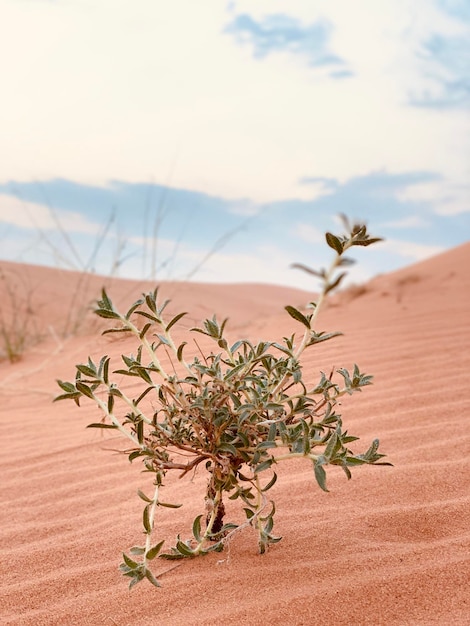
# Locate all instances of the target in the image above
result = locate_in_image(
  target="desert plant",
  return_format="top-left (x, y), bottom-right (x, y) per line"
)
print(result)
top-left (0, 266), bottom-right (42, 362)
top-left (55, 219), bottom-right (390, 588)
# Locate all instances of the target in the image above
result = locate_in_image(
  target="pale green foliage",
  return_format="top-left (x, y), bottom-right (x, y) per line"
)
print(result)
top-left (55, 216), bottom-right (390, 588)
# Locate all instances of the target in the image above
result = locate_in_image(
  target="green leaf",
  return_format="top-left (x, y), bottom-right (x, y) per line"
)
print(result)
top-left (257, 440), bottom-right (278, 450)
top-left (166, 312), bottom-right (187, 332)
top-left (146, 540), bottom-right (165, 560)
top-left (158, 298), bottom-right (171, 316)
top-left (156, 334), bottom-right (170, 346)
top-left (244, 508), bottom-right (255, 520)
top-left (218, 442), bottom-right (238, 455)
top-left (261, 472), bottom-right (278, 492)
top-left (56, 379), bottom-right (77, 393)
top-left (86, 422), bottom-right (118, 430)
top-left (285, 306), bottom-right (310, 329)
top-left (135, 310), bottom-right (159, 322)
top-left (157, 501), bottom-right (183, 509)
top-left (290, 263), bottom-right (325, 278)
top-left (137, 489), bottom-right (153, 503)
top-left (134, 367), bottom-right (153, 385)
top-left (129, 546), bottom-right (146, 555)
top-left (190, 327), bottom-right (210, 337)
top-left (144, 568), bottom-right (161, 587)
top-left (201, 317), bottom-right (218, 338)
top-left (325, 272), bottom-right (347, 295)
top-left (225, 363), bottom-right (245, 380)
top-left (128, 575), bottom-right (144, 590)
top-left (75, 381), bottom-right (95, 399)
top-left (175, 540), bottom-right (196, 557)
top-left (351, 237), bottom-right (383, 247)
top-left (159, 551), bottom-right (186, 561)
top-left (272, 342), bottom-right (293, 356)
top-left (136, 419), bottom-right (144, 444)
top-left (324, 432), bottom-right (339, 461)
top-left (94, 308), bottom-right (121, 320)
top-left (268, 422), bottom-right (277, 441)
top-left (125, 299), bottom-right (144, 320)
top-left (177, 342), bottom-right (187, 362)
top-left (99, 288), bottom-right (113, 309)
top-left (113, 369), bottom-right (138, 378)
top-left (363, 438), bottom-right (380, 460)
top-left (143, 505), bottom-right (152, 534)
top-left (192, 515), bottom-right (203, 542)
top-left (109, 386), bottom-right (123, 398)
top-left (135, 386), bottom-right (153, 406)
top-left (216, 523), bottom-right (238, 536)
top-left (102, 356), bottom-right (110, 384)
top-left (314, 462), bottom-right (329, 492)
top-left (139, 323), bottom-right (152, 339)
top-left (345, 456), bottom-right (365, 466)
top-left (53, 392), bottom-right (81, 403)
top-left (325, 232), bottom-right (343, 255)
top-left (102, 327), bottom-right (131, 336)
top-left (76, 364), bottom-right (97, 378)
top-left (254, 459), bottom-right (273, 474)
top-left (122, 552), bottom-right (139, 570)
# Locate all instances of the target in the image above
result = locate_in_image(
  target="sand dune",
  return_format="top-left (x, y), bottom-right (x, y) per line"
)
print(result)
top-left (0, 243), bottom-right (469, 625)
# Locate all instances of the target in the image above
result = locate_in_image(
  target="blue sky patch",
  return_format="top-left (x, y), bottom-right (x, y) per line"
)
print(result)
top-left (412, 33), bottom-right (470, 107)
top-left (225, 12), bottom-right (348, 73)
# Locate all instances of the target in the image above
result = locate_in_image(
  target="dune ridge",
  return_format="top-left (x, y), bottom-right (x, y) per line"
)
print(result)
top-left (0, 242), bottom-right (469, 625)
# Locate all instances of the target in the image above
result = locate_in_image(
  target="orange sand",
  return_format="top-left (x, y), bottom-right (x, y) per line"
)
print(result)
top-left (0, 243), bottom-right (469, 625)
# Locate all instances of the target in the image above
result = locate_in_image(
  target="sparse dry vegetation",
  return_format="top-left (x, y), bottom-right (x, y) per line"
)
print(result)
top-left (0, 266), bottom-right (42, 363)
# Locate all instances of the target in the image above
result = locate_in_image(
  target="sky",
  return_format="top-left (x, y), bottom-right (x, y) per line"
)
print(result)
top-left (0, 0), bottom-right (469, 291)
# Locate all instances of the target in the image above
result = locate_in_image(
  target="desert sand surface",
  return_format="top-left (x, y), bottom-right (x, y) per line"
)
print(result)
top-left (0, 243), bottom-right (469, 625)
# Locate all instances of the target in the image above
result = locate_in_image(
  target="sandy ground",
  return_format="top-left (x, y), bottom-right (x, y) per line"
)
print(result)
top-left (0, 243), bottom-right (469, 625)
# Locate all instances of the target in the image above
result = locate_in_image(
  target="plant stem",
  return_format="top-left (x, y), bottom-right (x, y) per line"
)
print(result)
top-left (144, 482), bottom-right (160, 568)
top-left (294, 243), bottom-right (350, 359)
top-left (197, 482), bottom-right (224, 552)
top-left (254, 475), bottom-right (263, 539)
top-left (273, 451), bottom-right (320, 463)
top-left (93, 395), bottom-right (141, 448)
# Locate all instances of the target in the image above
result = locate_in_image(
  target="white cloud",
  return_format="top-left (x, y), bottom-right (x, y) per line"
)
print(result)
top-left (227, 201), bottom-right (260, 216)
top-left (380, 238), bottom-right (445, 261)
top-left (382, 216), bottom-right (429, 228)
top-left (0, 194), bottom-right (101, 234)
top-left (396, 179), bottom-right (470, 215)
top-left (123, 235), bottom-right (307, 287)
top-left (292, 223), bottom-right (324, 244)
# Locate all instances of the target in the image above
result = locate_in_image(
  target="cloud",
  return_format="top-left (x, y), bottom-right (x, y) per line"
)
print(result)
top-left (292, 223), bottom-right (324, 244)
top-left (411, 34), bottom-right (470, 108)
top-left (382, 216), bottom-right (429, 229)
top-left (299, 176), bottom-right (339, 190)
top-left (227, 200), bottom-right (261, 216)
top-left (224, 12), bottom-right (349, 74)
top-left (436, 0), bottom-right (470, 22)
top-left (395, 179), bottom-right (470, 215)
top-left (407, 0), bottom-right (470, 108)
top-left (380, 239), bottom-right (445, 261)
top-left (0, 194), bottom-right (101, 235)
